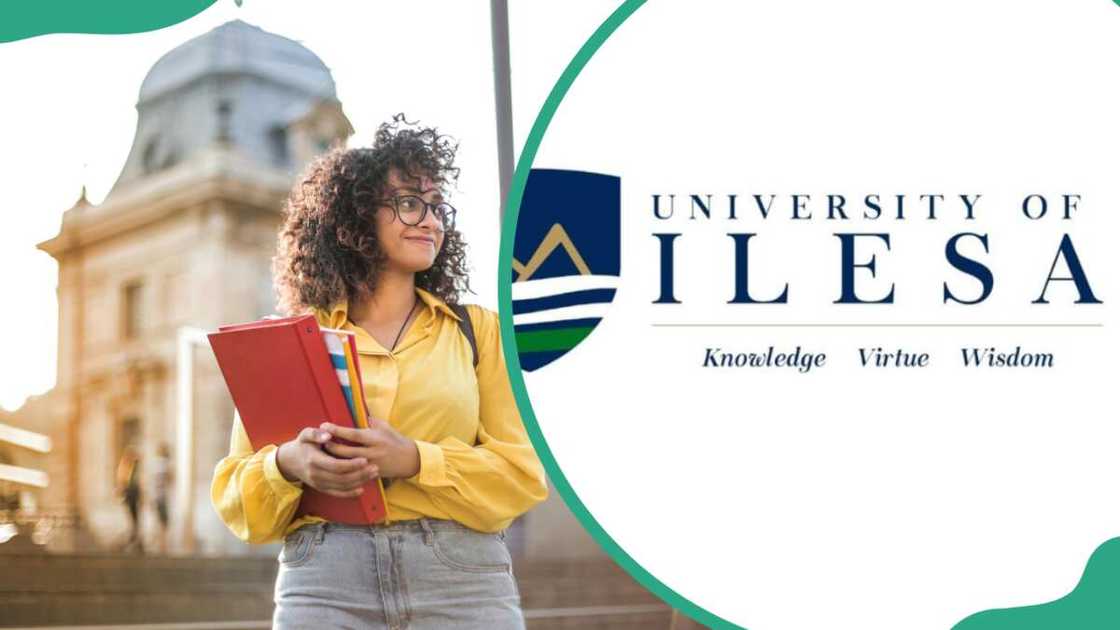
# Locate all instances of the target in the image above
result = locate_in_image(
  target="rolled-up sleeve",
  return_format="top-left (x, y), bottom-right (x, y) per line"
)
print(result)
top-left (406, 307), bottom-right (549, 532)
top-left (210, 413), bottom-right (304, 544)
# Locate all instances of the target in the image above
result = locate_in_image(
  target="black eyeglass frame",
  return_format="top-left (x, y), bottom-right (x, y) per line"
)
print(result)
top-left (377, 195), bottom-right (457, 231)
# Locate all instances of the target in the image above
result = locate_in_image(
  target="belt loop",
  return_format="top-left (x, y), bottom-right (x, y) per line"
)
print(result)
top-left (419, 517), bottom-right (434, 546)
top-left (316, 522), bottom-right (327, 544)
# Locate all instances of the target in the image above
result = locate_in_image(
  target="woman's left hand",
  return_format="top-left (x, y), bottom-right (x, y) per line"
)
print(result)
top-left (319, 418), bottom-right (421, 480)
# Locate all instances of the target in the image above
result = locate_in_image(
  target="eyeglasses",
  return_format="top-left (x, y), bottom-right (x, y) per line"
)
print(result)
top-left (378, 195), bottom-right (457, 231)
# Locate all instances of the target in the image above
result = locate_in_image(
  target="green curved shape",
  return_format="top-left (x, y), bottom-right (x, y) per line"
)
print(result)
top-left (0, 0), bottom-right (218, 43)
top-left (954, 538), bottom-right (1120, 630)
top-left (496, 1), bottom-right (742, 628)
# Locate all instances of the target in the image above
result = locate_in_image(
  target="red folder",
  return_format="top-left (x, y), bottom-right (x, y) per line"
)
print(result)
top-left (207, 314), bottom-right (388, 525)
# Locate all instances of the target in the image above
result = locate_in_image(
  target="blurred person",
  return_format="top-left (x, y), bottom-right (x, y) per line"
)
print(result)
top-left (153, 442), bottom-right (173, 554)
top-left (211, 115), bottom-right (548, 629)
top-left (115, 445), bottom-right (143, 553)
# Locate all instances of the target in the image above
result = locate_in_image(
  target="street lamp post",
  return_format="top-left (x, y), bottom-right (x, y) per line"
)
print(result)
top-left (490, 0), bottom-right (515, 221)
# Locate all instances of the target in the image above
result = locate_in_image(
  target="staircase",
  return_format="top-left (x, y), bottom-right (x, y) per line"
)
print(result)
top-left (0, 552), bottom-right (670, 629)
top-left (0, 553), bottom-right (275, 627)
top-left (517, 557), bottom-right (672, 629)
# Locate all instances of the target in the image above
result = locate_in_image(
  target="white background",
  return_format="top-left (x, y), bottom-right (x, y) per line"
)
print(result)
top-left (524, 1), bottom-right (1120, 628)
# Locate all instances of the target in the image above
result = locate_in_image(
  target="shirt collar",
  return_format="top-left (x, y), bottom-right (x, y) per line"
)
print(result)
top-left (416, 287), bottom-right (463, 322)
top-left (318, 287), bottom-right (461, 328)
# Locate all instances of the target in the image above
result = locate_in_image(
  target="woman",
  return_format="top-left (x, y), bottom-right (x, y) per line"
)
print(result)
top-left (210, 115), bottom-right (549, 629)
top-left (116, 445), bottom-right (143, 554)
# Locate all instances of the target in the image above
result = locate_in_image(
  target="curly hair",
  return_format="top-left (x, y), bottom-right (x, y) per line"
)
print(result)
top-left (273, 114), bottom-right (472, 316)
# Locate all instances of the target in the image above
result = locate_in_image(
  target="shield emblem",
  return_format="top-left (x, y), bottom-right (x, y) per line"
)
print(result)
top-left (511, 169), bottom-right (621, 371)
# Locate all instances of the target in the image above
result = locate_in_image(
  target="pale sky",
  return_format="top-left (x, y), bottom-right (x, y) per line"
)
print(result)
top-left (0, 1), bottom-right (617, 411)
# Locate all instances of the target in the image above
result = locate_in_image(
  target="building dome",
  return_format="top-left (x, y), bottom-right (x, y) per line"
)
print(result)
top-left (138, 20), bottom-right (336, 104)
top-left (108, 20), bottom-right (350, 197)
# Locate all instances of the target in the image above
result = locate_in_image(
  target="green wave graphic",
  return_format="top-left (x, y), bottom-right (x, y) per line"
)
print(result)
top-left (1, 0), bottom-right (217, 43)
top-left (954, 538), bottom-right (1120, 630)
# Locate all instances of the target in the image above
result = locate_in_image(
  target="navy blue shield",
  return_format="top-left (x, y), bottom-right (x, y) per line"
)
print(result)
top-left (511, 169), bottom-right (621, 371)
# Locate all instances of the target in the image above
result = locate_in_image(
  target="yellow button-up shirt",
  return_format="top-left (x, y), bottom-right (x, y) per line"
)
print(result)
top-left (210, 288), bottom-right (549, 544)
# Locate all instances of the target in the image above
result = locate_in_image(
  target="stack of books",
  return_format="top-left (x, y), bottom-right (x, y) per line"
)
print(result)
top-left (208, 314), bottom-right (388, 524)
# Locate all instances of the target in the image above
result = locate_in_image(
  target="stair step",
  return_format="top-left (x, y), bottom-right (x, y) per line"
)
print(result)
top-left (0, 553), bottom-right (667, 628)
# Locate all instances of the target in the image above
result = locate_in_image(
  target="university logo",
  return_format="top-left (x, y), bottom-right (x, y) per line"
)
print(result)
top-left (511, 169), bottom-right (621, 371)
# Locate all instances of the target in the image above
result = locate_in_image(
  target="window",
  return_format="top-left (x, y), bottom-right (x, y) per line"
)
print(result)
top-left (141, 134), bottom-right (181, 174)
top-left (160, 148), bottom-right (179, 170)
top-left (141, 137), bottom-right (160, 174)
top-left (122, 280), bottom-right (144, 340)
top-left (269, 126), bottom-right (289, 167)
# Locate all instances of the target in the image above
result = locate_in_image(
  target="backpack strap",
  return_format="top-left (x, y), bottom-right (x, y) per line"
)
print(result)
top-left (450, 303), bottom-right (478, 369)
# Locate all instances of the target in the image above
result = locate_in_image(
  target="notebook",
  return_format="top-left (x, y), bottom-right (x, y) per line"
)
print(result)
top-left (208, 314), bottom-right (388, 525)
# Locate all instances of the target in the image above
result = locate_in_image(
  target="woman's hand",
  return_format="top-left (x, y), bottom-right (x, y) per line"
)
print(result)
top-left (319, 417), bottom-right (421, 480)
top-left (276, 427), bottom-right (380, 498)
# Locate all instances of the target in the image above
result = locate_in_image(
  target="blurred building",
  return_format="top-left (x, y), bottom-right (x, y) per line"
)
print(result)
top-left (10, 19), bottom-right (596, 560)
top-left (0, 408), bottom-right (53, 550)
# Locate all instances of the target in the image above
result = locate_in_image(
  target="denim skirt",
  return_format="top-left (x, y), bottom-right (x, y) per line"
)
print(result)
top-left (273, 517), bottom-right (524, 630)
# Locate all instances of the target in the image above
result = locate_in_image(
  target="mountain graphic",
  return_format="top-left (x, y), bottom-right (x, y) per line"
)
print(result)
top-left (511, 168), bottom-right (619, 372)
top-left (513, 223), bottom-right (592, 282)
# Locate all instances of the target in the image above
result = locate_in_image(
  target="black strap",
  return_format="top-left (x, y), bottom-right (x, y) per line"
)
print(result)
top-left (450, 303), bottom-right (478, 369)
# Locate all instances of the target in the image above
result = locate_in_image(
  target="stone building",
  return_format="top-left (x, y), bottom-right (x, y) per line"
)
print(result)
top-left (19, 19), bottom-right (595, 560)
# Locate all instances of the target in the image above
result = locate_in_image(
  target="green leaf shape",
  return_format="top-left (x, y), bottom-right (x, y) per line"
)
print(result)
top-left (1, 0), bottom-right (218, 44)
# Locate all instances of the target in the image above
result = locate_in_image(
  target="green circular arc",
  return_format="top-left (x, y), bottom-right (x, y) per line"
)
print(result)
top-left (495, 1), bottom-right (741, 628)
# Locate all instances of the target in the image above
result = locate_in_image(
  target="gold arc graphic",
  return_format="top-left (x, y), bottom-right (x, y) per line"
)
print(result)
top-left (512, 223), bottom-right (592, 282)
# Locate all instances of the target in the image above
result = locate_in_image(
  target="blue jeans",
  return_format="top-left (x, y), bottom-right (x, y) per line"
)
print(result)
top-left (273, 517), bottom-right (524, 630)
